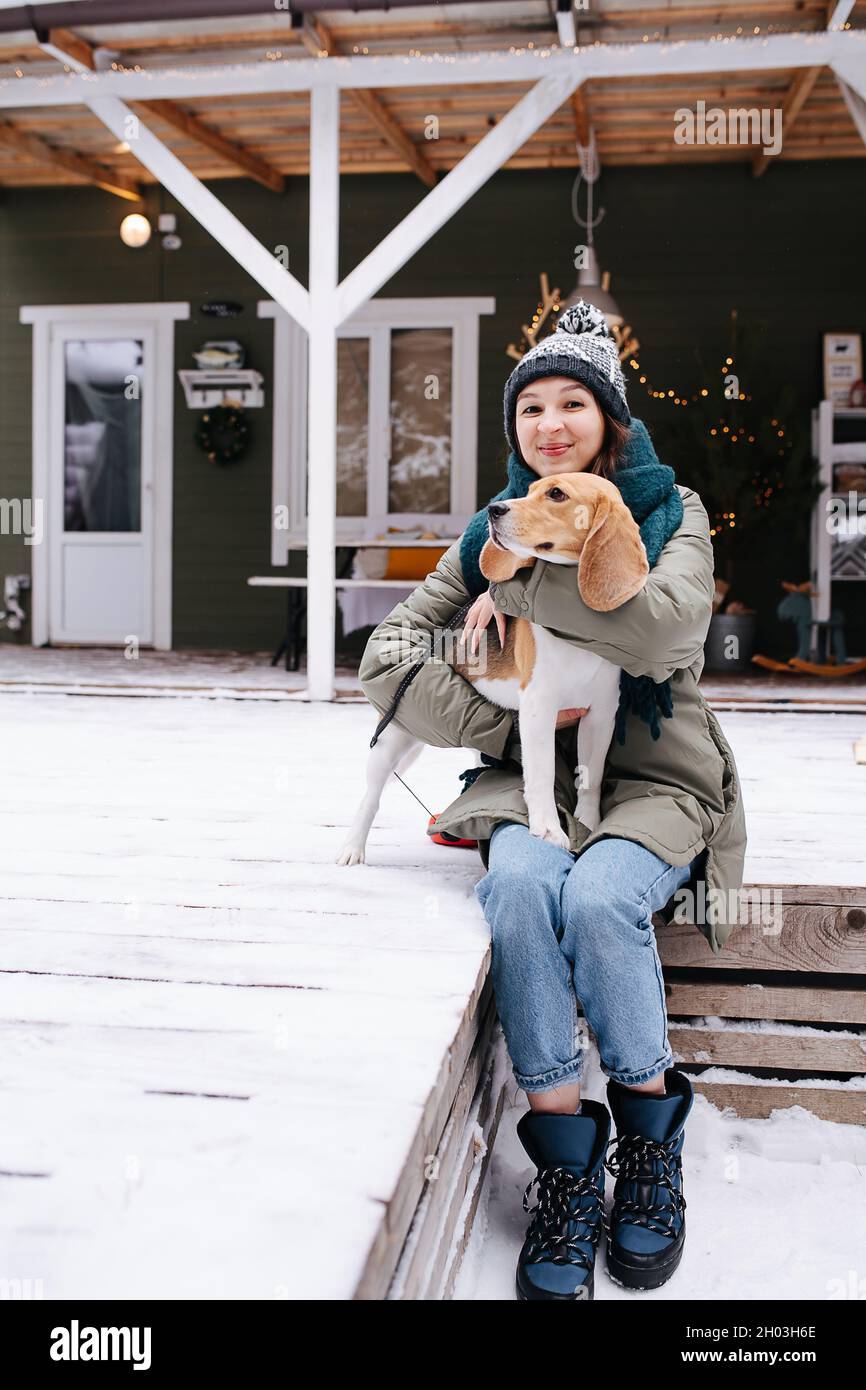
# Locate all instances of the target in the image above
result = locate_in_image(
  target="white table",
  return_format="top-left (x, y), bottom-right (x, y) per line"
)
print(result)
top-left (248, 538), bottom-right (461, 670)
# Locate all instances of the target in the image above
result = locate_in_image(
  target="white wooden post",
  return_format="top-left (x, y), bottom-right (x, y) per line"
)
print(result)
top-left (813, 400), bottom-right (835, 625)
top-left (306, 84), bottom-right (341, 701)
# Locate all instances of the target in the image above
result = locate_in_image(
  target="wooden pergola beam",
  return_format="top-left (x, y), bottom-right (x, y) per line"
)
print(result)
top-left (571, 85), bottom-right (592, 147)
top-left (752, 0), bottom-right (856, 175)
top-left (133, 99), bottom-right (285, 193)
top-left (0, 119), bottom-right (140, 200)
top-left (48, 28), bottom-right (286, 194)
top-left (44, 27), bottom-right (93, 71)
top-left (299, 15), bottom-right (437, 189)
top-left (753, 63), bottom-right (822, 175)
top-left (571, 0), bottom-right (830, 23)
top-left (13, 5), bottom-right (834, 60)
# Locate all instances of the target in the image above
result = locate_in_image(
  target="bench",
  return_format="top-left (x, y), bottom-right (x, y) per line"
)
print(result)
top-left (654, 890), bottom-right (866, 1125)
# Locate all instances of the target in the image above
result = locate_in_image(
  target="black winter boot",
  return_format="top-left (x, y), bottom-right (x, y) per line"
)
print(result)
top-left (603, 1067), bottom-right (693, 1291)
top-left (515, 1102), bottom-right (610, 1301)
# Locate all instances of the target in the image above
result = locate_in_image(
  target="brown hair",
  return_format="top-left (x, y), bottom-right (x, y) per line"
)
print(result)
top-left (587, 411), bottom-right (632, 480)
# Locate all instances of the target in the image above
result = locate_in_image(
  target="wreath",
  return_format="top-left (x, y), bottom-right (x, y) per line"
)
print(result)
top-left (195, 404), bottom-right (250, 465)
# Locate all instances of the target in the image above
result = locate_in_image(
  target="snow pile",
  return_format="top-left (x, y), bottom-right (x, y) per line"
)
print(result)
top-left (455, 1046), bottom-right (866, 1301)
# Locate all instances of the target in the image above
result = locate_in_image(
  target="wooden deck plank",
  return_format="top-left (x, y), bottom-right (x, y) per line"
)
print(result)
top-left (670, 1023), bottom-right (866, 1071)
top-left (689, 1079), bottom-right (866, 1125)
top-left (665, 981), bottom-right (866, 1024)
top-left (658, 907), bottom-right (866, 972)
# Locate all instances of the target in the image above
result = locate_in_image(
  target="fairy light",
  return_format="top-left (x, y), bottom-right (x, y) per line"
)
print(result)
top-left (623, 344), bottom-right (795, 459)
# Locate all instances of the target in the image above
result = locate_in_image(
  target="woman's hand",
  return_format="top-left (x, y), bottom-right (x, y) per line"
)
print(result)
top-left (459, 593), bottom-right (588, 722)
top-left (556, 707), bottom-right (589, 728)
top-left (459, 587), bottom-right (507, 655)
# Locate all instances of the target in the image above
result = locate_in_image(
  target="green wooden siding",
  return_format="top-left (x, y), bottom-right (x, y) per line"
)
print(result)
top-left (1, 162), bottom-right (864, 658)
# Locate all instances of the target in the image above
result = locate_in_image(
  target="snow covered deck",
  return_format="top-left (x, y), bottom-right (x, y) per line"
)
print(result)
top-left (1, 649), bottom-right (865, 1298)
top-left (0, 680), bottom-right (510, 1298)
top-left (2, 644), bottom-right (866, 710)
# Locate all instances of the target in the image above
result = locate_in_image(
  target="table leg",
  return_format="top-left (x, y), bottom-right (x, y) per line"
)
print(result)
top-left (272, 588), bottom-right (301, 670)
top-left (287, 588), bottom-right (308, 671)
top-left (271, 547), bottom-right (355, 674)
top-left (270, 590), bottom-right (289, 668)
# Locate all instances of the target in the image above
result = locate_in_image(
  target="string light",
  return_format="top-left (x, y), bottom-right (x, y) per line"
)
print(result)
top-left (629, 341), bottom-right (794, 537)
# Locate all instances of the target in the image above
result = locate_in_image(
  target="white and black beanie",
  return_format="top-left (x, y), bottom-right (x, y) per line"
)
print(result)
top-left (503, 299), bottom-right (630, 457)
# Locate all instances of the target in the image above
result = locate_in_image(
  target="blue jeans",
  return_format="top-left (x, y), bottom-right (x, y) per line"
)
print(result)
top-left (473, 821), bottom-right (697, 1092)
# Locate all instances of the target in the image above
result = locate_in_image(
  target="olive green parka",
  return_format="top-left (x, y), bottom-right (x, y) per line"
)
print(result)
top-left (358, 484), bottom-right (747, 953)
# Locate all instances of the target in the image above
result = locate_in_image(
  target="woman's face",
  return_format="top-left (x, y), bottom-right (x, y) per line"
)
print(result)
top-left (515, 376), bottom-right (606, 477)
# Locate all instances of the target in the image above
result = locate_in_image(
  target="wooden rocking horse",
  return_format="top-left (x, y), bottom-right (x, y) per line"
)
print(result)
top-left (752, 580), bottom-right (866, 677)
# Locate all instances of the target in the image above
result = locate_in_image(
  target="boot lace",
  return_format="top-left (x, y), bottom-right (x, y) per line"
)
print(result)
top-left (603, 1133), bottom-right (686, 1239)
top-left (521, 1165), bottom-right (604, 1270)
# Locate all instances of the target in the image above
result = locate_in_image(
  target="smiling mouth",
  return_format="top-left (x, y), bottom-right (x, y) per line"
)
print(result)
top-left (539, 443), bottom-right (572, 453)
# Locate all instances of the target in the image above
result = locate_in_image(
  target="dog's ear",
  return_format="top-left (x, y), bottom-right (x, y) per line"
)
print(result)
top-left (479, 537), bottom-right (537, 583)
top-left (577, 494), bottom-right (649, 612)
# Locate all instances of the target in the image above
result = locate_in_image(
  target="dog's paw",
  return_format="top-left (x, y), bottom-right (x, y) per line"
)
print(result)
top-left (529, 819), bottom-right (571, 851)
top-left (336, 842), bottom-right (366, 866)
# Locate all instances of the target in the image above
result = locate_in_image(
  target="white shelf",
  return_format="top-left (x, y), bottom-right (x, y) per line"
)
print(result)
top-left (810, 400), bottom-right (866, 612)
top-left (178, 368), bottom-right (264, 409)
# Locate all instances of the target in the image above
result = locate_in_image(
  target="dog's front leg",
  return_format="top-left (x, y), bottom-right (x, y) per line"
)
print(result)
top-left (574, 703), bottom-right (617, 833)
top-left (519, 685), bottom-right (571, 852)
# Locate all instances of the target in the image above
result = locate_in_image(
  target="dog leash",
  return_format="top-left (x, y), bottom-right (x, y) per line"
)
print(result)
top-left (368, 598), bottom-right (477, 817)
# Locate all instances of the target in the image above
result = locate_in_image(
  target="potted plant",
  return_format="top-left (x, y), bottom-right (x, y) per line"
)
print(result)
top-left (651, 312), bottom-right (824, 672)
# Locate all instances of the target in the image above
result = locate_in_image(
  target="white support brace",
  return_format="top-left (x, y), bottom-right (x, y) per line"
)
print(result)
top-left (336, 69), bottom-right (585, 325)
top-left (833, 54), bottom-right (866, 107)
top-left (826, 0), bottom-right (862, 142)
top-left (827, 0), bottom-right (856, 28)
top-left (86, 96), bottom-right (310, 332)
top-left (834, 68), bottom-right (866, 146)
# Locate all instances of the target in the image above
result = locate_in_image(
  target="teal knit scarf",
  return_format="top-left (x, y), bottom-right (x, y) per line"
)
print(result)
top-left (459, 418), bottom-right (684, 747)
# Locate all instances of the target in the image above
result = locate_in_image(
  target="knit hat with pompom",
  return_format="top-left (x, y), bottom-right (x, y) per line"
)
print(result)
top-left (502, 298), bottom-right (630, 458)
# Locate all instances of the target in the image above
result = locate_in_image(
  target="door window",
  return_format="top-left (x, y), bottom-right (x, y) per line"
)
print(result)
top-left (63, 338), bottom-right (144, 533)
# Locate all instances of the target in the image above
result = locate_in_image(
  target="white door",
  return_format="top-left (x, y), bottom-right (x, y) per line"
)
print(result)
top-left (48, 320), bottom-right (157, 645)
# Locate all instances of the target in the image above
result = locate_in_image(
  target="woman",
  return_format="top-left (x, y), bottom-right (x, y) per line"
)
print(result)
top-left (358, 301), bottom-right (747, 1302)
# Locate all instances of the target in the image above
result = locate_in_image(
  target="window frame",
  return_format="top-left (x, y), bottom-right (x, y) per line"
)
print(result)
top-left (258, 296), bottom-right (495, 563)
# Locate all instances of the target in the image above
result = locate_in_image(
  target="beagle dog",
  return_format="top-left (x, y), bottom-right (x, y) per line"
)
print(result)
top-left (338, 471), bottom-right (648, 864)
